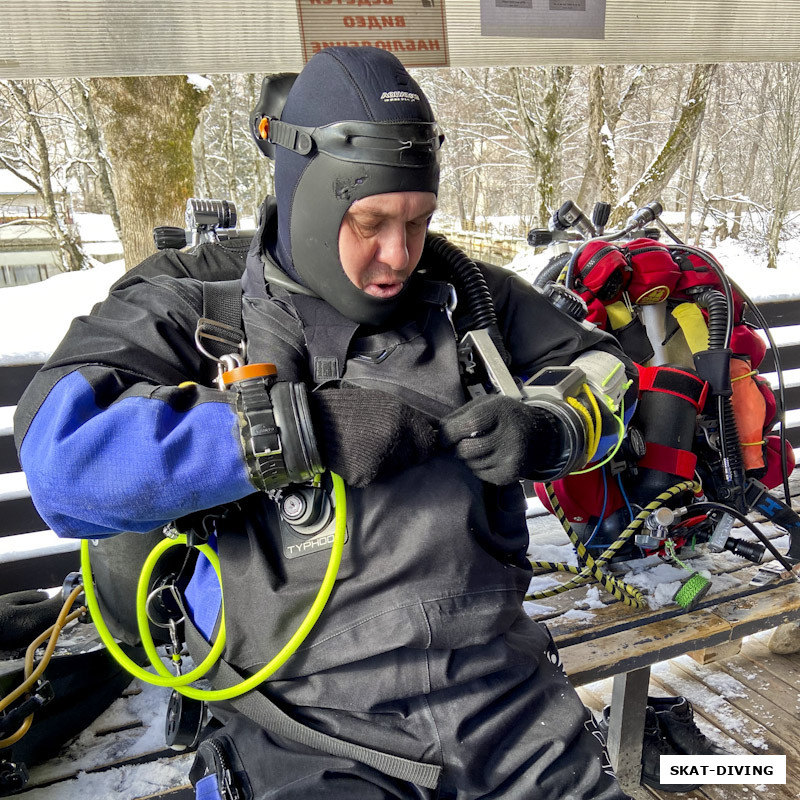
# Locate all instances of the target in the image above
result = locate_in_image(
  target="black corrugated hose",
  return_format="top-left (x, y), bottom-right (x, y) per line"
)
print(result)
top-left (426, 234), bottom-right (511, 363)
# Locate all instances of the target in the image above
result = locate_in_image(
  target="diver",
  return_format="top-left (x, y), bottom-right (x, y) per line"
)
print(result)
top-left (15, 46), bottom-right (638, 799)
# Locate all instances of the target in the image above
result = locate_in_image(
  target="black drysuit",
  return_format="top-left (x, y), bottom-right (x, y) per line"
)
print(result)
top-left (15, 200), bottom-right (634, 799)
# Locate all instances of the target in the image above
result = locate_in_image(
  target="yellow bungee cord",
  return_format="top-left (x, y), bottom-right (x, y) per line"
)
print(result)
top-left (528, 480), bottom-right (700, 608)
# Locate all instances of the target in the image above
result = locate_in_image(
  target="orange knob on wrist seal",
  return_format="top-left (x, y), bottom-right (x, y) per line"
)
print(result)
top-left (222, 362), bottom-right (277, 387)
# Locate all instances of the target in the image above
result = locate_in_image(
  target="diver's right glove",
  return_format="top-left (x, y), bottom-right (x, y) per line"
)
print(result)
top-left (308, 387), bottom-right (438, 488)
top-left (439, 394), bottom-right (569, 485)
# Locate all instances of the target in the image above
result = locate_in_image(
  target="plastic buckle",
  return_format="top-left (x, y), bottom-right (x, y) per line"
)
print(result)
top-left (61, 571), bottom-right (84, 604)
top-left (0, 682), bottom-right (53, 737)
top-left (750, 562), bottom-right (787, 587)
top-left (34, 679), bottom-right (55, 707)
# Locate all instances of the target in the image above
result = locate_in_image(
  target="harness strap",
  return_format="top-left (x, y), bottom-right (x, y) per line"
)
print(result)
top-left (637, 365), bottom-right (709, 412)
top-left (197, 280), bottom-right (246, 359)
top-left (419, 280), bottom-right (455, 308)
top-left (290, 280), bottom-right (458, 386)
top-left (289, 294), bottom-right (359, 384)
top-left (637, 441), bottom-right (697, 480)
top-left (184, 622), bottom-right (442, 790)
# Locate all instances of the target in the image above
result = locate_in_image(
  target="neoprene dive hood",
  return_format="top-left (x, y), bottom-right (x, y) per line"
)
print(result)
top-left (251, 46), bottom-right (443, 326)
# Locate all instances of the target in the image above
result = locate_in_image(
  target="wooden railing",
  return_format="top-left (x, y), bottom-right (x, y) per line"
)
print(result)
top-left (2, 297), bottom-right (800, 594)
top-left (439, 229), bottom-right (526, 265)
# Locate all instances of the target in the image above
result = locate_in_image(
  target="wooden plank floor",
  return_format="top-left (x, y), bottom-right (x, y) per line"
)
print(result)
top-left (576, 629), bottom-right (800, 800)
top-left (11, 679), bottom-right (195, 799)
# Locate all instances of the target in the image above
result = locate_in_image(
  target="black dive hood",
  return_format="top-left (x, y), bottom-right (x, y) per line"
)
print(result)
top-left (251, 46), bottom-right (442, 326)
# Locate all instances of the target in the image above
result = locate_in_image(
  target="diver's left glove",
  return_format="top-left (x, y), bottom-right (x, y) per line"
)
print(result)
top-left (308, 387), bottom-right (438, 488)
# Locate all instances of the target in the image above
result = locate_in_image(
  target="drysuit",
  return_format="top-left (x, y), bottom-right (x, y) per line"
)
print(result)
top-left (15, 199), bottom-right (635, 799)
top-left (15, 43), bottom-right (635, 800)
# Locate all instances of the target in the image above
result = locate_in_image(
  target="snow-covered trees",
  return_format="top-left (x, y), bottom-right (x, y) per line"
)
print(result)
top-left (0, 80), bottom-right (88, 271)
top-left (4, 62), bottom-right (800, 272)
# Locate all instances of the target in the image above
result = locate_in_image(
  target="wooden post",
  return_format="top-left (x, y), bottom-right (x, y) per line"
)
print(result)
top-left (605, 666), bottom-right (650, 792)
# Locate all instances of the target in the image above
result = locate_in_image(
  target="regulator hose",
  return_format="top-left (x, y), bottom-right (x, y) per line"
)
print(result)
top-left (691, 287), bottom-right (745, 495)
top-left (689, 501), bottom-right (798, 576)
top-left (719, 394), bottom-right (745, 493)
top-left (426, 234), bottom-right (496, 331)
top-left (533, 252), bottom-right (572, 289)
top-left (80, 472), bottom-right (347, 701)
top-left (563, 239), bottom-right (592, 292)
top-left (693, 288), bottom-right (728, 350)
top-left (668, 244), bottom-right (734, 348)
top-left (0, 585), bottom-right (86, 749)
top-left (425, 234), bottom-right (512, 364)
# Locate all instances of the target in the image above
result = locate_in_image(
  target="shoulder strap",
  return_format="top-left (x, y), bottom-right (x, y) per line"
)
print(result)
top-left (183, 622), bottom-right (442, 790)
top-left (196, 279), bottom-right (246, 360)
top-left (289, 294), bottom-right (358, 384)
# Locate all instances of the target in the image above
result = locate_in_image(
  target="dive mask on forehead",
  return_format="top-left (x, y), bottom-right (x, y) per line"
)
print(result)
top-left (260, 119), bottom-right (444, 167)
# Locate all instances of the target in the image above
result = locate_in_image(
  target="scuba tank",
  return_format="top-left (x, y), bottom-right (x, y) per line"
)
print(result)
top-left (529, 199), bottom-right (800, 608)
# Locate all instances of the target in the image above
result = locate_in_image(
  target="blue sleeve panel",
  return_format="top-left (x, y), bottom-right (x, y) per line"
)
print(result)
top-left (184, 532), bottom-right (221, 640)
top-left (20, 370), bottom-right (255, 538)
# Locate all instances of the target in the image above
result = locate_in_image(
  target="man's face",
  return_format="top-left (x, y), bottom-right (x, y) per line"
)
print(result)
top-left (338, 191), bottom-right (437, 299)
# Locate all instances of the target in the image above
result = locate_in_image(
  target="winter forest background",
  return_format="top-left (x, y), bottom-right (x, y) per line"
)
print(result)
top-left (2, 62), bottom-right (800, 274)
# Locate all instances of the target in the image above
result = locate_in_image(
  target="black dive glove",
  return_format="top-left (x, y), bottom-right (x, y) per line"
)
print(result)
top-left (308, 387), bottom-right (438, 488)
top-left (439, 394), bottom-right (565, 485)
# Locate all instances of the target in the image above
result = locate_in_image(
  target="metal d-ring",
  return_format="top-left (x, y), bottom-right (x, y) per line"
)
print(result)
top-left (194, 318), bottom-right (247, 365)
top-left (145, 582), bottom-right (186, 630)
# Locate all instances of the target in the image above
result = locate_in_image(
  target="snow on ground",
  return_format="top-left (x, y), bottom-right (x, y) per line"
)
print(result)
top-left (2, 212), bottom-right (800, 367)
top-left (15, 677), bottom-right (192, 800)
top-left (650, 657), bottom-right (770, 750)
top-left (0, 259), bottom-right (124, 365)
top-left (15, 752), bottom-right (194, 800)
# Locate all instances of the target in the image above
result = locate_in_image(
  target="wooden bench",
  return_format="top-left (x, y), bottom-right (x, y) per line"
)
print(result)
top-left (521, 296), bottom-right (800, 791)
top-left (525, 498), bottom-right (800, 792)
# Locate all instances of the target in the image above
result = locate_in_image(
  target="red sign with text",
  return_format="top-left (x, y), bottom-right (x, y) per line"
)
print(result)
top-left (296, 0), bottom-right (449, 67)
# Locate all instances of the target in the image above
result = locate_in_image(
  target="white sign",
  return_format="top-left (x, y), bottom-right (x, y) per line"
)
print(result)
top-left (480, 0), bottom-right (605, 39)
top-left (296, 0), bottom-right (449, 67)
top-left (660, 756), bottom-right (786, 785)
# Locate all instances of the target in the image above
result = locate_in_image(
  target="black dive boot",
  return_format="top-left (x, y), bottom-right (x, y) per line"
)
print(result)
top-left (599, 705), bottom-right (701, 793)
top-left (648, 696), bottom-right (732, 756)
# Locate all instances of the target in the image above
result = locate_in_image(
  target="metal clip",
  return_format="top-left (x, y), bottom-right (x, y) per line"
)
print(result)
top-left (215, 353), bottom-right (244, 389)
top-left (146, 582), bottom-right (186, 630)
top-left (194, 318), bottom-right (247, 389)
top-left (167, 619), bottom-right (183, 675)
top-left (445, 283), bottom-right (458, 327)
top-left (750, 561), bottom-right (788, 587)
top-left (622, 290), bottom-right (635, 316)
top-left (162, 522), bottom-right (180, 540)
